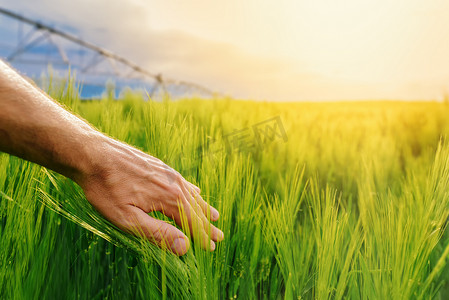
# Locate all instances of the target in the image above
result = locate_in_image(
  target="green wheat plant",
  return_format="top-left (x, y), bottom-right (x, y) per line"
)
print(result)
top-left (2, 78), bottom-right (449, 299)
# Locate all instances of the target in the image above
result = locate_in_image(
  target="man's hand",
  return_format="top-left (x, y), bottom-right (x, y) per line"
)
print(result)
top-left (0, 59), bottom-right (223, 255)
top-left (76, 137), bottom-right (223, 255)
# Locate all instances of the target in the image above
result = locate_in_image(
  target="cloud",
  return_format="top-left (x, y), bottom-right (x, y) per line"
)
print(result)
top-left (1, 0), bottom-right (444, 101)
top-left (0, 0), bottom-right (316, 100)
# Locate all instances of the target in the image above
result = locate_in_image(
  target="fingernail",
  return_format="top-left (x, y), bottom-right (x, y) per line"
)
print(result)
top-left (210, 240), bottom-right (216, 251)
top-left (171, 237), bottom-right (188, 255)
top-left (211, 208), bottom-right (220, 220)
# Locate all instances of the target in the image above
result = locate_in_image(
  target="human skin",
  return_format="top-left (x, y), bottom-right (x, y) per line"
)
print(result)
top-left (0, 60), bottom-right (223, 255)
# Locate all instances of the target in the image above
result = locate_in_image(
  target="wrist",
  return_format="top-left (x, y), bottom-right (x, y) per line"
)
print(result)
top-left (66, 129), bottom-right (111, 185)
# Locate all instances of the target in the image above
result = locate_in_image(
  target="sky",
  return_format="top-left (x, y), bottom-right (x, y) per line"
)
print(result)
top-left (1, 0), bottom-right (449, 101)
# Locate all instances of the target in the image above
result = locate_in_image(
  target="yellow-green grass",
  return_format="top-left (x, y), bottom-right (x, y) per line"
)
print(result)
top-left (2, 81), bottom-right (449, 299)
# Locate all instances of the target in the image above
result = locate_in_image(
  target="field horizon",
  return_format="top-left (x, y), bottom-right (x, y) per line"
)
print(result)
top-left (2, 81), bottom-right (449, 299)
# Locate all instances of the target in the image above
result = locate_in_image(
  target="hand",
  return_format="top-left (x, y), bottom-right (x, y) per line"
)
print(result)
top-left (0, 60), bottom-right (223, 256)
top-left (75, 137), bottom-right (224, 256)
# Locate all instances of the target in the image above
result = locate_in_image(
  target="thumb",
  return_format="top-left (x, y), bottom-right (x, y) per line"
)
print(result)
top-left (127, 207), bottom-right (190, 256)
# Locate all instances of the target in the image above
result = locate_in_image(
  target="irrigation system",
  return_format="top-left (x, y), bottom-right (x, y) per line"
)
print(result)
top-left (0, 7), bottom-right (217, 98)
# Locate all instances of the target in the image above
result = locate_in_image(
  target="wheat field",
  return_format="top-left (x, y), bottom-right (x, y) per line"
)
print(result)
top-left (2, 82), bottom-right (449, 299)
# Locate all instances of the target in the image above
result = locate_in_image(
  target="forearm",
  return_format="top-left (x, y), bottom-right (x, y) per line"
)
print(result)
top-left (0, 60), bottom-right (101, 182)
top-left (0, 60), bottom-right (223, 255)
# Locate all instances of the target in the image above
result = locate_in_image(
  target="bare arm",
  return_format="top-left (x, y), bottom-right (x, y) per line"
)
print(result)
top-left (0, 60), bottom-right (223, 255)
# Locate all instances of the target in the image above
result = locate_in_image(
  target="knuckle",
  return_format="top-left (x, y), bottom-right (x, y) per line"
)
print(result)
top-left (187, 183), bottom-right (199, 194)
top-left (164, 169), bottom-right (182, 185)
top-left (167, 185), bottom-right (183, 199)
top-left (190, 183), bottom-right (200, 193)
top-left (118, 207), bottom-right (138, 224)
top-left (143, 169), bottom-right (155, 181)
top-left (175, 174), bottom-right (184, 184)
top-left (120, 212), bottom-right (143, 234)
top-left (151, 229), bottom-right (163, 243)
top-left (152, 223), bottom-right (171, 244)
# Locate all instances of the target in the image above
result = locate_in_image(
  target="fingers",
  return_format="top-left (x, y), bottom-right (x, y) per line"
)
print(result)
top-left (162, 166), bottom-right (219, 222)
top-left (185, 182), bottom-right (220, 221)
top-left (169, 198), bottom-right (216, 251)
top-left (189, 197), bottom-right (223, 242)
top-left (187, 182), bottom-right (201, 194)
top-left (180, 183), bottom-right (223, 240)
top-left (195, 193), bottom-right (220, 221)
top-left (183, 195), bottom-right (223, 243)
top-left (143, 166), bottom-right (223, 252)
top-left (126, 207), bottom-right (190, 256)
